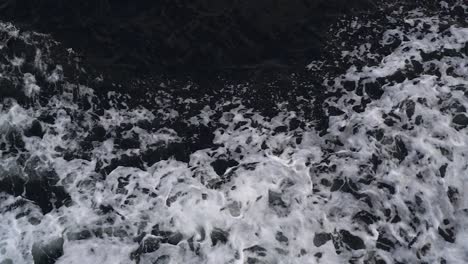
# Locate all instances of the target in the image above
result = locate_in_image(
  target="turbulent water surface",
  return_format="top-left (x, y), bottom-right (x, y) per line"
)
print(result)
top-left (1, 1), bottom-right (468, 264)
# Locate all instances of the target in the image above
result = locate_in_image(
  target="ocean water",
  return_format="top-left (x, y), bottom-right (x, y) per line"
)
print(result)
top-left (0, 1), bottom-right (467, 264)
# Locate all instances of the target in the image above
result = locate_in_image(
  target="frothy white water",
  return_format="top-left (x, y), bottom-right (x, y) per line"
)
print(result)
top-left (1, 1), bottom-right (468, 264)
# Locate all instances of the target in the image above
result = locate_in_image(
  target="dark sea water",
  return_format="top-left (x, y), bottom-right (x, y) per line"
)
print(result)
top-left (0, 1), bottom-right (467, 263)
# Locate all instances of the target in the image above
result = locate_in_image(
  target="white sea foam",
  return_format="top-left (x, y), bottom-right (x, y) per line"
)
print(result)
top-left (0, 1), bottom-right (468, 264)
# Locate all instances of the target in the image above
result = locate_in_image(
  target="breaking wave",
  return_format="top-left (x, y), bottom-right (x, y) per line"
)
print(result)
top-left (0, 1), bottom-right (467, 264)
